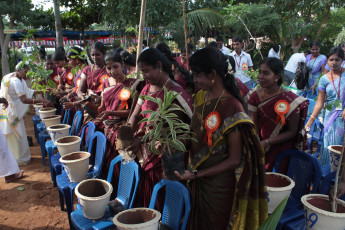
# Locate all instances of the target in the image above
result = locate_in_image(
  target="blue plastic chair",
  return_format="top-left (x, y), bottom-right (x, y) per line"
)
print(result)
top-left (272, 149), bottom-right (322, 230)
top-left (306, 98), bottom-right (316, 119)
top-left (70, 155), bottom-right (140, 230)
top-left (149, 179), bottom-right (191, 230)
top-left (50, 111), bottom-right (83, 185)
top-left (32, 115), bottom-right (41, 139)
top-left (56, 131), bottom-right (107, 229)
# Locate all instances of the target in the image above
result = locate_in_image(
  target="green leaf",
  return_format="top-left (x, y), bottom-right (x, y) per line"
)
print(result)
top-left (17, 186), bottom-right (25, 191)
top-left (168, 139), bottom-right (186, 152)
top-left (258, 196), bottom-right (288, 230)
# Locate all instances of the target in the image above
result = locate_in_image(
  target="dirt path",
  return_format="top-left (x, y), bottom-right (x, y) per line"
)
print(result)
top-left (0, 114), bottom-right (69, 230)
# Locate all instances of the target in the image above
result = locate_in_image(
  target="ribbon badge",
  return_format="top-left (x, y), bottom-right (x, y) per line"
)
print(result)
top-left (67, 72), bottom-right (73, 84)
top-left (53, 75), bottom-right (60, 84)
top-left (97, 75), bottom-right (110, 90)
top-left (274, 100), bottom-right (290, 126)
top-left (75, 78), bottom-right (81, 93)
top-left (203, 111), bottom-right (221, 147)
top-left (119, 88), bottom-right (131, 110)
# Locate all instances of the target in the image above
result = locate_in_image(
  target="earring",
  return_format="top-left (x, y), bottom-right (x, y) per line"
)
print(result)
top-left (211, 79), bottom-right (215, 84)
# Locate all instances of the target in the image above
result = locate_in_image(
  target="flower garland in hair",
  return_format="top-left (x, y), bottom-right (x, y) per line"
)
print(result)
top-left (228, 63), bottom-right (235, 75)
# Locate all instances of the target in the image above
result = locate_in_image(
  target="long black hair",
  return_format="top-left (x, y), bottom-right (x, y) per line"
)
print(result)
top-left (105, 51), bottom-right (123, 64)
top-left (259, 57), bottom-right (284, 86)
top-left (153, 42), bottom-right (194, 91)
top-left (189, 47), bottom-right (245, 108)
top-left (138, 48), bottom-right (175, 80)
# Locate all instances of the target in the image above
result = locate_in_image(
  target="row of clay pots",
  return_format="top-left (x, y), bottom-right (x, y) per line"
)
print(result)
top-left (267, 169), bottom-right (345, 229)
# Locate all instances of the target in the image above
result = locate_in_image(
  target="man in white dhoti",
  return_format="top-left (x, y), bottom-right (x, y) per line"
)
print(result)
top-left (0, 63), bottom-right (52, 165)
top-left (0, 98), bottom-right (24, 182)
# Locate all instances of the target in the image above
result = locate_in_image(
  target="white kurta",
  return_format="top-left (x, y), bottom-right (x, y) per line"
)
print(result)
top-left (0, 129), bottom-right (20, 177)
top-left (0, 73), bottom-right (32, 164)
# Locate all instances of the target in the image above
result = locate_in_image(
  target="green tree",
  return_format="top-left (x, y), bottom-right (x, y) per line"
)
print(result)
top-left (0, 0), bottom-right (35, 75)
top-left (60, 0), bottom-right (104, 42)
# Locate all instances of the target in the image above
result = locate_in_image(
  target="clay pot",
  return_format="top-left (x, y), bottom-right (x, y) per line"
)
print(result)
top-left (55, 136), bottom-right (81, 156)
top-left (266, 172), bottom-right (295, 213)
top-left (33, 103), bottom-right (44, 116)
top-left (39, 107), bottom-right (56, 119)
top-left (328, 145), bottom-right (343, 172)
top-left (302, 194), bottom-right (345, 229)
top-left (47, 124), bottom-right (70, 144)
top-left (59, 151), bottom-right (90, 182)
top-left (75, 179), bottom-right (113, 219)
top-left (42, 115), bottom-right (61, 129)
top-left (113, 208), bottom-right (161, 230)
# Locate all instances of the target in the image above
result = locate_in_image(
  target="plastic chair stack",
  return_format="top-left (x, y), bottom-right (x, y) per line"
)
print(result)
top-left (71, 155), bottom-right (140, 230)
top-left (149, 179), bottom-right (191, 230)
top-left (56, 131), bottom-right (107, 229)
top-left (272, 149), bottom-right (322, 230)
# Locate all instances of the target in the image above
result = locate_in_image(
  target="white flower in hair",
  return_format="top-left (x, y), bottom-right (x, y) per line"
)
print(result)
top-left (228, 63), bottom-right (234, 75)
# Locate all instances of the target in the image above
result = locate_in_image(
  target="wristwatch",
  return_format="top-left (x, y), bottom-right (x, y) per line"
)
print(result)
top-left (193, 170), bottom-right (198, 178)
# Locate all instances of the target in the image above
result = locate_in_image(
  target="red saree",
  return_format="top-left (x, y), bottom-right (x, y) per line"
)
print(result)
top-left (135, 83), bottom-right (192, 209)
top-left (81, 65), bottom-right (109, 95)
top-left (58, 67), bottom-right (74, 88)
top-left (248, 91), bottom-right (309, 171)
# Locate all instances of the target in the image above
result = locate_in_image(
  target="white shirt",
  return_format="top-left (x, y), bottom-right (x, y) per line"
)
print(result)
top-left (230, 50), bottom-right (253, 83)
top-left (268, 46), bottom-right (281, 59)
top-left (142, 47), bottom-right (149, 53)
top-left (220, 45), bottom-right (231, 56)
top-left (284, 53), bottom-right (306, 73)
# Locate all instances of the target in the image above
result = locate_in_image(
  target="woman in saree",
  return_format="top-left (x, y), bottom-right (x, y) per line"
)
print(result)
top-left (0, 63), bottom-right (52, 165)
top-left (248, 57), bottom-right (309, 172)
top-left (93, 51), bottom-right (144, 176)
top-left (306, 41), bottom-right (327, 93)
top-left (305, 47), bottom-right (345, 165)
top-left (127, 48), bottom-right (193, 209)
top-left (175, 47), bottom-right (267, 230)
top-left (52, 51), bottom-right (72, 93)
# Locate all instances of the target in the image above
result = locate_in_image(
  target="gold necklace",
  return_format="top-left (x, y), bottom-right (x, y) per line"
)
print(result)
top-left (263, 86), bottom-right (281, 101)
top-left (200, 90), bottom-right (225, 132)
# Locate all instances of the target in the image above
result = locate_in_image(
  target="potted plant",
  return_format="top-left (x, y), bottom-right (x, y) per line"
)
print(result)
top-left (139, 87), bottom-right (196, 180)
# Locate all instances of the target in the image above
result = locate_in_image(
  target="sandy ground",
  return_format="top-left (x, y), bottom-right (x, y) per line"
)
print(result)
top-left (0, 114), bottom-right (69, 230)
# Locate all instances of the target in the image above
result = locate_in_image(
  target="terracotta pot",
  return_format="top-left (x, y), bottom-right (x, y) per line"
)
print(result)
top-left (55, 136), bottom-right (81, 156)
top-left (47, 124), bottom-right (70, 144)
top-left (113, 208), bottom-right (161, 230)
top-left (302, 194), bottom-right (345, 229)
top-left (328, 145), bottom-right (343, 172)
top-left (75, 179), bottom-right (113, 219)
top-left (266, 172), bottom-right (295, 213)
top-left (42, 115), bottom-right (61, 129)
top-left (59, 151), bottom-right (90, 182)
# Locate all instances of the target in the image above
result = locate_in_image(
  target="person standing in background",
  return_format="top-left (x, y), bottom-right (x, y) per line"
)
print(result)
top-left (230, 36), bottom-right (253, 89)
top-left (284, 50), bottom-right (311, 85)
top-left (216, 36), bottom-right (231, 56)
top-left (268, 44), bottom-right (281, 59)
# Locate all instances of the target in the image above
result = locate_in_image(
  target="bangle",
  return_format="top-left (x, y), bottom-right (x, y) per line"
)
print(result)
top-left (265, 139), bottom-right (270, 147)
top-left (310, 115), bottom-right (316, 121)
top-left (193, 170), bottom-right (198, 178)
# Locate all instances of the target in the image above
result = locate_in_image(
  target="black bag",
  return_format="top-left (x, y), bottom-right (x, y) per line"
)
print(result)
top-left (294, 62), bottom-right (309, 90)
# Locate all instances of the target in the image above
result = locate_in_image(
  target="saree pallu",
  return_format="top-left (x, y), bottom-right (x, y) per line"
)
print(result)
top-left (189, 95), bottom-right (267, 230)
top-left (99, 78), bottom-right (144, 179)
top-left (81, 65), bottom-right (109, 95)
top-left (248, 91), bottom-right (309, 171)
top-left (134, 83), bottom-right (192, 209)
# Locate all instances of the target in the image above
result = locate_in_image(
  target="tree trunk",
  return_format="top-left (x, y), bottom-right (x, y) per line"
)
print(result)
top-left (0, 17), bottom-right (13, 75)
top-left (136, 0), bottom-right (147, 78)
top-left (53, 0), bottom-right (64, 48)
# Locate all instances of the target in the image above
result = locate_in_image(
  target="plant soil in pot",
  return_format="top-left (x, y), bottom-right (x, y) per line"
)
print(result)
top-left (42, 115), bottom-right (61, 129)
top-left (113, 208), bottom-right (161, 230)
top-left (161, 152), bottom-right (185, 181)
top-left (39, 107), bottom-right (56, 119)
top-left (59, 151), bottom-right (90, 182)
top-left (302, 194), bottom-right (345, 229)
top-left (266, 172), bottom-right (295, 213)
top-left (47, 124), bottom-right (71, 144)
top-left (55, 136), bottom-right (81, 156)
top-left (116, 124), bottom-right (136, 162)
top-left (328, 145), bottom-right (342, 172)
top-left (75, 179), bottom-right (113, 219)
